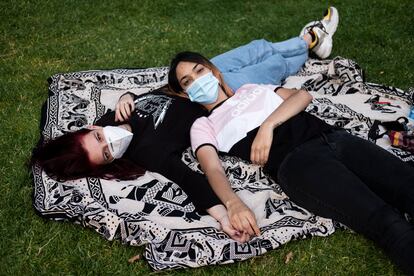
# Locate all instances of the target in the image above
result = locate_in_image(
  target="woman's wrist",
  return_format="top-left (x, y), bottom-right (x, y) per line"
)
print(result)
top-left (262, 119), bottom-right (283, 130)
top-left (218, 214), bottom-right (230, 224)
top-left (225, 196), bottom-right (243, 209)
top-left (120, 91), bottom-right (134, 100)
top-left (206, 204), bottom-right (227, 221)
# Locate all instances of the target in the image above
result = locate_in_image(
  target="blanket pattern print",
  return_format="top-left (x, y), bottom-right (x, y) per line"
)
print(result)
top-left (32, 57), bottom-right (414, 270)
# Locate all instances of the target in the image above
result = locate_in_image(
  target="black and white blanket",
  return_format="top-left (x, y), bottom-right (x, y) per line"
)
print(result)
top-left (32, 57), bottom-right (414, 270)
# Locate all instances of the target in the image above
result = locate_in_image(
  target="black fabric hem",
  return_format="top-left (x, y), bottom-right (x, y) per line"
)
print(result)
top-left (274, 86), bottom-right (283, 93)
top-left (194, 143), bottom-right (218, 156)
top-left (208, 99), bottom-right (229, 114)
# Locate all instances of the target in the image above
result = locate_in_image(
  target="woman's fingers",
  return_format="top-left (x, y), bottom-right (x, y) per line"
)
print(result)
top-left (115, 95), bottom-right (135, 122)
top-left (260, 146), bottom-right (270, 165)
top-left (242, 212), bottom-right (260, 236)
top-left (251, 145), bottom-right (270, 165)
top-left (125, 102), bottom-right (132, 117)
top-left (115, 103), bottom-right (122, 122)
top-left (230, 216), bottom-right (243, 233)
top-left (251, 124), bottom-right (273, 165)
top-left (232, 212), bottom-right (258, 237)
top-left (223, 218), bottom-right (254, 243)
top-left (129, 100), bottom-right (135, 112)
top-left (120, 104), bottom-right (128, 120)
top-left (241, 232), bottom-right (250, 243)
top-left (115, 103), bottom-right (128, 122)
top-left (119, 102), bottom-right (133, 121)
top-left (246, 215), bottom-right (261, 236)
top-left (251, 145), bottom-right (260, 165)
top-left (241, 219), bottom-right (255, 236)
top-left (234, 231), bottom-right (248, 243)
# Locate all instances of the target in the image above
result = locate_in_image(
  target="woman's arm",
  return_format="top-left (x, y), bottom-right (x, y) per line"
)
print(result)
top-left (250, 88), bottom-right (312, 165)
top-left (267, 88), bottom-right (313, 127)
top-left (197, 145), bottom-right (261, 241)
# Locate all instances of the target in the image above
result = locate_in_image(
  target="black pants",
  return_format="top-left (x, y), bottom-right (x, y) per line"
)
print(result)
top-left (274, 129), bottom-right (414, 274)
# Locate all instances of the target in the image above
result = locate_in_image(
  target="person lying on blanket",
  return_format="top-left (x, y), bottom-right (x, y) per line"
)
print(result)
top-left (31, 8), bottom-right (338, 241)
top-left (167, 22), bottom-right (414, 276)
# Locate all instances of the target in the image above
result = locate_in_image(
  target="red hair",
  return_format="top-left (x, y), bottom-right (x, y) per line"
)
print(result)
top-left (30, 129), bottom-right (144, 181)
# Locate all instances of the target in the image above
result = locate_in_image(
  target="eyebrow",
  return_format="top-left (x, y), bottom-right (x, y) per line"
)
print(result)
top-left (94, 131), bottom-right (108, 161)
top-left (179, 63), bottom-right (200, 83)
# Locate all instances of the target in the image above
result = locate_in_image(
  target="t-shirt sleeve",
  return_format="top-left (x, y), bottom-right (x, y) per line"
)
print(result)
top-left (190, 117), bottom-right (218, 155)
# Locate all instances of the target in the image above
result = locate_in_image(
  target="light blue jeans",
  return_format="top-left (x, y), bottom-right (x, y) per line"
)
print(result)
top-left (211, 37), bottom-right (308, 91)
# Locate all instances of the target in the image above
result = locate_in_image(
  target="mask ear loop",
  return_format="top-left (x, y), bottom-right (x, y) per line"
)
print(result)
top-left (219, 82), bottom-right (232, 98)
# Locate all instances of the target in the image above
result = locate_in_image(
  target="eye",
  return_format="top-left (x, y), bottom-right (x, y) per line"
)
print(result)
top-left (96, 132), bottom-right (102, 142)
top-left (197, 67), bottom-right (204, 73)
top-left (183, 79), bottom-right (190, 87)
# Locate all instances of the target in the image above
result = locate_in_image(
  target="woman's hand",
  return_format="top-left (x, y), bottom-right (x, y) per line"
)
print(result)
top-left (115, 93), bottom-right (135, 122)
top-left (206, 204), bottom-right (251, 243)
top-left (250, 122), bottom-right (274, 165)
top-left (219, 215), bottom-right (250, 243)
top-left (198, 147), bottom-right (260, 241)
top-left (226, 198), bottom-right (261, 239)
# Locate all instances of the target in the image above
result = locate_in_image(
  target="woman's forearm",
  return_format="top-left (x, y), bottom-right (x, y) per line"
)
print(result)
top-left (206, 204), bottom-right (228, 221)
top-left (197, 146), bottom-right (241, 206)
top-left (197, 146), bottom-right (260, 237)
top-left (205, 167), bottom-right (240, 207)
top-left (264, 89), bottom-right (312, 129)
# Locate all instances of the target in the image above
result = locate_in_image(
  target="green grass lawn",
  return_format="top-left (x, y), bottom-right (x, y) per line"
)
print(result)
top-left (1, 0), bottom-right (413, 274)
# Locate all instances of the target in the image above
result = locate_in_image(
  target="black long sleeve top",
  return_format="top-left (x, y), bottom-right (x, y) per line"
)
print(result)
top-left (96, 89), bottom-right (221, 211)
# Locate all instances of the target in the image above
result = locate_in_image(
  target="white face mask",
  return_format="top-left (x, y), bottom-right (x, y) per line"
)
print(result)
top-left (102, 126), bottom-right (133, 159)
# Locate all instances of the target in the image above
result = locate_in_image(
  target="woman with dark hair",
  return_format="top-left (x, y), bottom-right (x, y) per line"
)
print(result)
top-left (31, 8), bottom-right (339, 243)
top-left (167, 47), bottom-right (414, 273)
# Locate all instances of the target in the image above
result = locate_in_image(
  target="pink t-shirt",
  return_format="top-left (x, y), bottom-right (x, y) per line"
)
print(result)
top-left (191, 84), bottom-right (283, 154)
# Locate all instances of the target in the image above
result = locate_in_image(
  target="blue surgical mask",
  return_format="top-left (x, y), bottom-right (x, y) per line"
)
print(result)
top-left (186, 72), bottom-right (219, 104)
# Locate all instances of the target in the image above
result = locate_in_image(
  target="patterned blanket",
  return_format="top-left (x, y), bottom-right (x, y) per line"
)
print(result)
top-left (32, 57), bottom-right (414, 270)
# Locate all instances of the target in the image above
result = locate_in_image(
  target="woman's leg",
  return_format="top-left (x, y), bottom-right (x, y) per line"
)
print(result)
top-left (211, 37), bottom-right (308, 72)
top-left (276, 135), bottom-right (414, 274)
top-left (322, 130), bottom-right (414, 218)
top-left (217, 53), bottom-right (301, 93)
top-left (210, 37), bottom-right (308, 90)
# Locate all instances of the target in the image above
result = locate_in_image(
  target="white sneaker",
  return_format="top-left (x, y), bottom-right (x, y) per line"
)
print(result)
top-left (300, 7), bottom-right (339, 59)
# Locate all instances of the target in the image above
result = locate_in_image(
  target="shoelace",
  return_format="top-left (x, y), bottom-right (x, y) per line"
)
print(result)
top-left (306, 21), bottom-right (328, 35)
